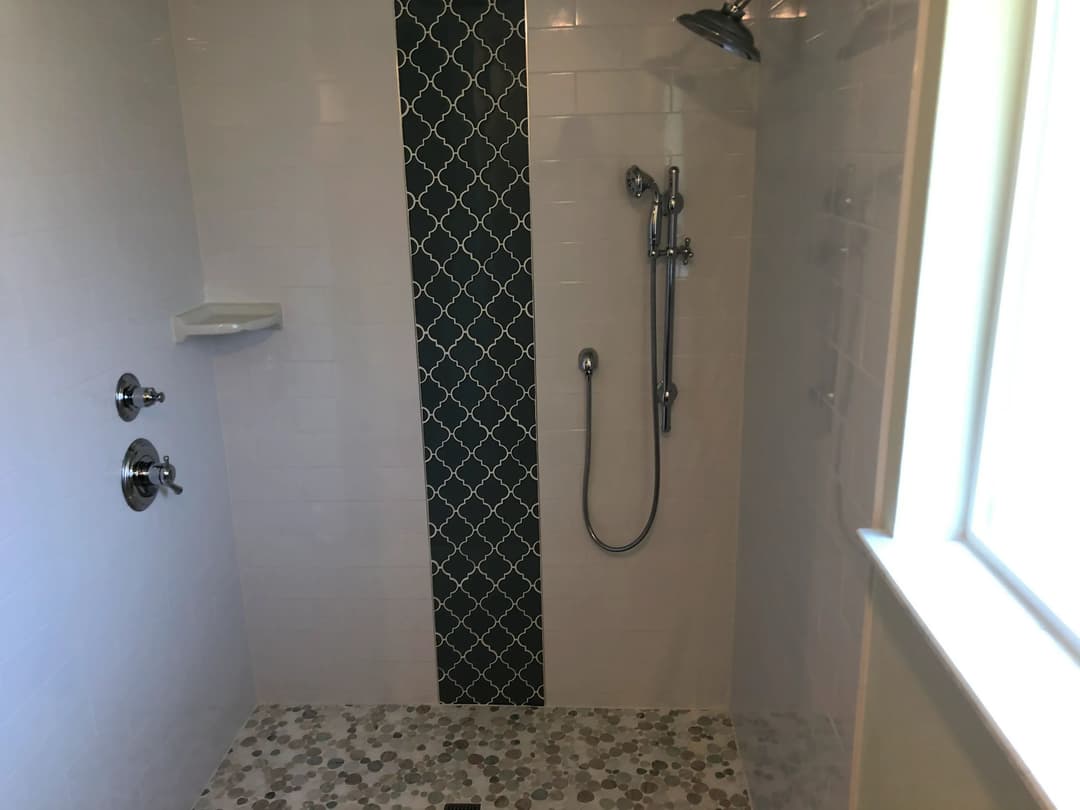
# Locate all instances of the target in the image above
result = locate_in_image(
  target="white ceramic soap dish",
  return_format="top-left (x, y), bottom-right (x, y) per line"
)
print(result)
top-left (172, 302), bottom-right (283, 343)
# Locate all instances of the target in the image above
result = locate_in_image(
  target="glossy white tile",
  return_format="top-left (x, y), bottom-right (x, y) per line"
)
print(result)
top-left (576, 70), bottom-right (672, 114)
top-left (527, 3), bottom-right (757, 709)
top-left (528, 72), bottom-right (577, 116)
top-left (528, 0), bottom-right (577, 29)
top-left (170, 0), bottom-right (435, 705)
top-left (0, 1), bottom-right (254, 808)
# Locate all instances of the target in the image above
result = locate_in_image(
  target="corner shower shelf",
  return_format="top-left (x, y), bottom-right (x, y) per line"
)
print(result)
top-left (172, 302), bottom-right (283, 343)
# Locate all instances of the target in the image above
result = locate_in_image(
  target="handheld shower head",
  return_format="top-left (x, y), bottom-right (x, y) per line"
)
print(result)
top-left (625, 165), bottom-right (658, 199)
top-left (678, 2), bottom-right (761, 62)
top-left (626, 165), bottom-right (662, 253)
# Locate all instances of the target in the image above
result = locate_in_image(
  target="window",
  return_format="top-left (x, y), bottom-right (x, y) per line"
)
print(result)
top-left (890, 0), bottom-right (1078, 648)
top-left (968, 0), bottom-right (1080, 643)
top-left (861, 3), bottom-right (1080, 803)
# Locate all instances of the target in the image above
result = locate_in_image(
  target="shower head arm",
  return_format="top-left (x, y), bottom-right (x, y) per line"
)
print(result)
top-left (729, 0), bottom-right (752, 12)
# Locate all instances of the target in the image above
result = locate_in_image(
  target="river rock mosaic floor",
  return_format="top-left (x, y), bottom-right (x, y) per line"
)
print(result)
top-left (734, 712), bottom-right (847, 810)
top-left (192, 704), bottom-right (753, 810)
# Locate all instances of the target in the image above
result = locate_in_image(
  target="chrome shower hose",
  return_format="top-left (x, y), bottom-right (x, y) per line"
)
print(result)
top-left (580, 257), bottom-right (662, 553)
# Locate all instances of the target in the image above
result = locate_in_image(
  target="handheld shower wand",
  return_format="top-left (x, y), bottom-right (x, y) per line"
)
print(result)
top-left (578, 166), bottom-right (695, 553)
top-left (624, 165), bottom-right (656, 198)
top-left (626, 165), bottom-right (661, 254)
top-left (627, 164), bottom-right (692, 433)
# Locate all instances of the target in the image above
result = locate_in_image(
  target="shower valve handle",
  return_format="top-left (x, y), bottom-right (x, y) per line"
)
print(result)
top-left (152, 456), bottom-right (184, 495)
top-left (115, 372), bottom-right (166, 422)
top-left (121, 439), bottom-right (183, 511)
top-left (139, 454), bottom-right (184, 495)
top-left (678, 237), bottom-right (694, 265)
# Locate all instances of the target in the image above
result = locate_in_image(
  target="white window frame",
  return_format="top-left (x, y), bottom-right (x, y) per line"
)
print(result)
top-left (961, 0), bottom-right (1080, 656)
top-left (855, 1), bottom-right (1080, 807)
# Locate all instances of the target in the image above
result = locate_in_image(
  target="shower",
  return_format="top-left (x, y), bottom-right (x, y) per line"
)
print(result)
top-left (578, 166), bottom-right (693, 553)
top-left (575, 5), bottom-right (760, 555)
top-left (678, 2), bottom-right (762, 62)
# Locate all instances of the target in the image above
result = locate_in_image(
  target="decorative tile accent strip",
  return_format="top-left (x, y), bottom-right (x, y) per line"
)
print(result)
top-left (192, 704), bottom-right (754, 809)
top-left (394, 0), bottom-right (543, 705)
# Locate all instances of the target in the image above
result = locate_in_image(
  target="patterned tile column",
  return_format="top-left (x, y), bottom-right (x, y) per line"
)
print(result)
top-left (394, 0), bottom-right (544, 705)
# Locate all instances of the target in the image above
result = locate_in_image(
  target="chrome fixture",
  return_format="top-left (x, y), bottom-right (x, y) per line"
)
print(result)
top-left (121, 438), bottom-right (183, 512)
top-left (625, 165), bottom-right (662, 255)
top-left (625, 165), bottom-right (657, 199)
top-left (115, 372), bottom-right (166, 422)
top-left (658, 166), bottom-right (690, 433)
top-left (678, 3), bottom-right (762, 62)
top-left (578, 165), bottom-right (694, 553)
top-left (578, 347), bottom-right (598, 376)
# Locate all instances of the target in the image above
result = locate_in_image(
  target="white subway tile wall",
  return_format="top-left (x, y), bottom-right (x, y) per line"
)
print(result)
top-left (169, 0), bottom-right (436, 704)
top-left (527, 0), bottom-right (759, 707)
top-left (731, 1), bottom-right (918, 807)
top-left (0, 1), bottom-right (253, 808)
top-left (0, 0), bottom-right (929, 802)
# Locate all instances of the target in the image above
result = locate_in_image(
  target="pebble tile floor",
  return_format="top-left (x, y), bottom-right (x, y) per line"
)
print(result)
top-left (193, 704), bottom-right (754, 810)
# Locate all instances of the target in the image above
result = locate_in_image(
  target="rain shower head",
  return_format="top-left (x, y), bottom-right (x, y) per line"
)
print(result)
top-left (677, 3), bottom-right (761, 63)
top-left (625, 165), bottom-right (658, 199)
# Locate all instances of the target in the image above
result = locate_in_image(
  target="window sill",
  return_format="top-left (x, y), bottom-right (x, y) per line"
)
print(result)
top-left (858, 530), bottom-right (1079, 810)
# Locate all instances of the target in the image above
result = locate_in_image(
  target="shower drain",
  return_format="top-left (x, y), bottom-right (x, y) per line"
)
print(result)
top-left (444, 805), bottom-right (481, 810)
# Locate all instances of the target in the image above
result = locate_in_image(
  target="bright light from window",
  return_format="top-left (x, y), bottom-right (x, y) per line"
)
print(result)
top-left (971, 0), bottom-right (1080, 638)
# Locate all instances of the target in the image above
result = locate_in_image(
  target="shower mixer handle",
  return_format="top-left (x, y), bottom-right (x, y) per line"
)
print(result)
top-left (650, 237), bottom-right (694, 265)
top-left (121, 439), bottom-right (184, 511)
top-left (151, 456), bottom-right (184, 495)
top-left (679, 237), bottom-right (694, 266)
top-left (115, 372), bottom-right (166, 422)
